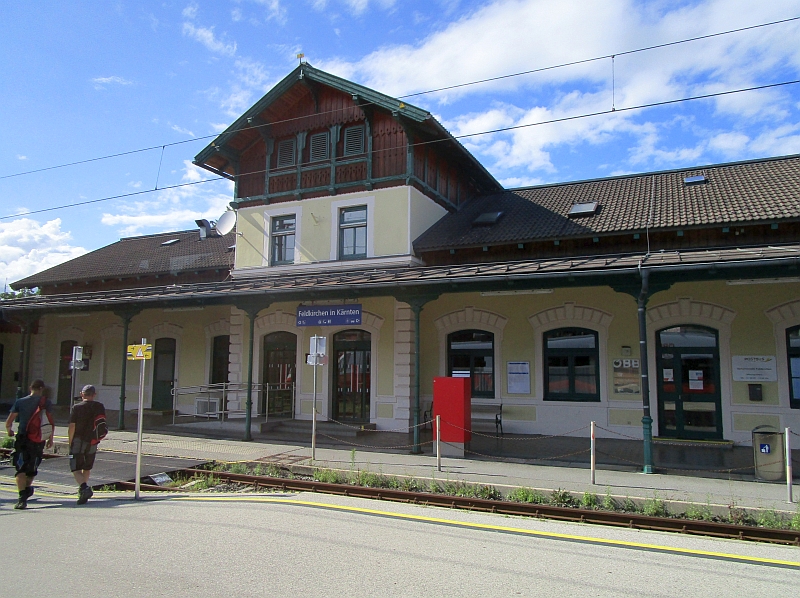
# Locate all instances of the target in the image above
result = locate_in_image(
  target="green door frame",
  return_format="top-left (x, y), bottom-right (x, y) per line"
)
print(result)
top-left (656, 325), bottom-right (723, 440)
top-left (151, 337), bottom-right (176, 411)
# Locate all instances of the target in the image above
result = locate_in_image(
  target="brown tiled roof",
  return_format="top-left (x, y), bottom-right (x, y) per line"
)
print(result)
top-left (3, 242), bottom-right (799, 313)
top-left (12, 230), bottom-right (235, 289)
top-left (414, 154), bottom-right (800, 251)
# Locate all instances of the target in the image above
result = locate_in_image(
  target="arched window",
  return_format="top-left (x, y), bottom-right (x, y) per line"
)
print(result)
top-left (787, 326), bottom-right (800, 409)
top-left (543, 328), bottom-right (600, 402)
top-left (447, 330), bottom-right (494, 398)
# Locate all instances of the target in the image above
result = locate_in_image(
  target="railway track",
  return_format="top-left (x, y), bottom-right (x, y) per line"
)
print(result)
top-left (158, 468), bottom-right (800, 546)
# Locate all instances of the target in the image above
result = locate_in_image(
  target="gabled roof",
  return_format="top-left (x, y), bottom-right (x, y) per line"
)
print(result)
top-left (414, 154), bottom-right (800, 251)
top-left (193, 63), bottom-right (501, 192)
top-left (13, 230), bottom-right (235, 289)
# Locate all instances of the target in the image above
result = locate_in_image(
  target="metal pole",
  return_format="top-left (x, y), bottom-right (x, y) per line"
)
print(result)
top-left (786, 427), bottom-right (793, 504)
top-left (244, 309), bottom-right (256, 441)
top-left (590, 421), bottom-right (596, 485)
top-left (135, 338), bottom-right (147, 500)
top-left (436, 415), bottom-right (441, 472)
top-left (311, 354), bottom-right (317, 462)
top-left (637, 268), bottom-right (654, 474)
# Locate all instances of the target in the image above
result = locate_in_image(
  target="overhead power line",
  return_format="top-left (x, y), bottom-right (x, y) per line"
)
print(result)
top-left (2, 14), bottom-right (799, 182)
top-left (3, 77), bottom-right (799, 221)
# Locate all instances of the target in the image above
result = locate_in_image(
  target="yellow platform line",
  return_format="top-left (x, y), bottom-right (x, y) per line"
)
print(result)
top-left (173, 495), bottom-right (800, 569)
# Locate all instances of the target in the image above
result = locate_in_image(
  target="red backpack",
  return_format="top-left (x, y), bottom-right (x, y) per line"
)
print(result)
top-left (91, 410), bottom-right (108, 445)
top-left (25, 397), bottom-right (51, 443)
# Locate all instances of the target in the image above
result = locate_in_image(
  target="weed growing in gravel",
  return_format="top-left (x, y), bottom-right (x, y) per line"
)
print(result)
top-left (1, 436), bottom-right (14, 449)
top-left (684, 502), bottom-right (714, 521)
top-left (581, 492), bottom-right (599, 510)
top-left (550, 488), bottom-right (577, 508)
top-left (229, 462), bottom-right (249, 475)
top-left (790, 506), bottom-right (800, 531)
top-left (642, 493), bottom-right (668, 517)
top-left (602, 490), bottom-right (617, 511)
top-left (756, 509), bottom-right (785, 529)
top-left (314, 469), bottom-right (343, 484)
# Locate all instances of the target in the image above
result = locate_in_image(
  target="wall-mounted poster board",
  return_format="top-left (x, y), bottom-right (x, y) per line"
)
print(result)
top-left (507, 362), bottom-right (530, 394)
top-left (732, 355), bottom-right (777, 382)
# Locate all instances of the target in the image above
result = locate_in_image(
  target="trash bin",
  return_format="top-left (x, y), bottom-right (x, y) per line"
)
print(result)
top-left (752, 425), bottom-right (785, 481)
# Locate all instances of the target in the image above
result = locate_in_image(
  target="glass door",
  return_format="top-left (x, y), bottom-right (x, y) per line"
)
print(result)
top-left (333, 330), bottom-right (371, 422)
top-left (57, 340), bottom-right (77, 405)
top-left (262, 332), bottom-right (296, 418)
top-left (657, 326), bottom-right (723, 440)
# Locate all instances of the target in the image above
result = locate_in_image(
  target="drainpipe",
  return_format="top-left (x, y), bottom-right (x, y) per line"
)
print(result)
top-left (638, 266), bottom-right (653, 473)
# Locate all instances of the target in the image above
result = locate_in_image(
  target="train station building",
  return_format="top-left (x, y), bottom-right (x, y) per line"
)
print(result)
top-left (3, 63), bottom-right (800, 461)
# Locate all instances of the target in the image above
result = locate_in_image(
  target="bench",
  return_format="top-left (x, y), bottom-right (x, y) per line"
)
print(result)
top-left (423, 401), bottom-right (503, 436)
top-left (471, 402), bottom-right (503, 437)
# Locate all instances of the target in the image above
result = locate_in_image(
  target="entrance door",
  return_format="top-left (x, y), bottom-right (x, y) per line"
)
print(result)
top-left (152, 338), bottom-right (176, 411)
top-left (333, 330), bottom-right (371, 422)
top-left (262, 332), bottom-right (296, 417)
top-left (656, 326), bottom-right (723, 440)
top-left (58, 340), bottom-right (77, 405)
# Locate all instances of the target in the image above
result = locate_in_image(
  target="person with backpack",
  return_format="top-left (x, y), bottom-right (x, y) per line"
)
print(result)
top-left (68, 384), bottom-right (107, 505)
top-left (4, 379), bottom-right (55, 510)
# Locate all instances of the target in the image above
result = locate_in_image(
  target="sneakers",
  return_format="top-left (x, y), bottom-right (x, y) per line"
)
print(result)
top-left (76, 485), bottom-right (93, 505)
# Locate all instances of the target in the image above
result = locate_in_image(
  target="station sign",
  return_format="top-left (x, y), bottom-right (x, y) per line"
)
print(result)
top-left (127, 344), bottom-right (153, 360)
top-left (297, 304), bottom-right (361, 327)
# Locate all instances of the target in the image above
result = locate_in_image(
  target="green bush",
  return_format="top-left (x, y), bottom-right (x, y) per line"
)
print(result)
top-left (602, 492), bottom-right (617, 511)
top-left (642, 497), bottom-right (668, 518)
top-left (1, 435), bottom-right (14, 449)
top-left (313, 469), bottom-right (342, 484)
top-left (684, 503), bottom-right (714, 521)
top-left (507, 487), bottom-right (547, 504)
top-left (229, 462), bottom-right (249, 475)
top-left (756, 509), bottom-right (785, 529)
top-left (790, 506), bottom-right (800, 531)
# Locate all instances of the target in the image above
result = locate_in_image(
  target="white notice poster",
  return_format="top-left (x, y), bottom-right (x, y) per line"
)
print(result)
top-left (507, 362), bottom-right (531, 394)
top-left (732, 355), bottom-right (778, 382)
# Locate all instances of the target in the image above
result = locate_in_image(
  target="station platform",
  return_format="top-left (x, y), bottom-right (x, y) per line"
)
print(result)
top-left (5, 423), bottom-right (793, 516)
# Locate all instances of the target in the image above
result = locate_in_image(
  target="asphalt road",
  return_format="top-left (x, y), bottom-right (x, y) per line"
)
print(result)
top-left (1, 490), bottom-right (798, 597)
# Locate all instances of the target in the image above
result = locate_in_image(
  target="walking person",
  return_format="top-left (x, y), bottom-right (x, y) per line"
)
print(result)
top-left (4, 379), bottom-right (55, 510)
top-left (68, 384), bottom-right (107, 505)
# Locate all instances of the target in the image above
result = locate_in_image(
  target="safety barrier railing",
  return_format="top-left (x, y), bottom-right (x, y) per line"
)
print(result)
top-left (170, 382), bottom-right (266, 424)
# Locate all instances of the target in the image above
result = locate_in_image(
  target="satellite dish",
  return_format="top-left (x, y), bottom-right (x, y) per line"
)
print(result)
top-left (215, 210), bottom-right (237, 235)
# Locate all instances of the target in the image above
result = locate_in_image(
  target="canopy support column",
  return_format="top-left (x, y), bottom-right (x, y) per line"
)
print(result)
top-left (637, 268), bottom-right (654, 474)
top-left (114, 309), bottom-right (140, 430)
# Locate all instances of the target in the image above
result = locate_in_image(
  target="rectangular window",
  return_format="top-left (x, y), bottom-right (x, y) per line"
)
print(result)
top-left (271, 215), bottom-right (296, 265)
top-left (276, 138), bottom-right (296, 168)
top-left (343, 125), bottom-right (365, 156)
top-left (339, 206), bottom-right (367, 260)
top-left (309, 132), bottom-right (330, 162)
top-left (544, 328), bottom-right (600, 401)
top-left (210, 335), bottom-right (230, 385)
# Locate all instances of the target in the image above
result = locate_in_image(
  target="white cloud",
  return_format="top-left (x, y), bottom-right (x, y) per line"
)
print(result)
top-left (91, 76), bottom-right (133, 90)
top-left (100, 161), bottom-right (233, 237)
top-left (171, 124), bottom-right (196, 137)
top-left (0, 218), bottom-right (87, 284)
top-left (321, 0), bottom-right (800, 174)
top-left (252, 0), bottom-right (287, 23)
top-left (210, 122), bottom-right (229, 132)
top-left (128, 181), bottom-right (143, 189)
top-left (182, 22), bottom-right (237, 56)
top-left (182, 3), bottom-right (198, 19)
top-left (16, 155), bottom-right (27, 160)
top-left (232, 7), bottom-right (243, 21)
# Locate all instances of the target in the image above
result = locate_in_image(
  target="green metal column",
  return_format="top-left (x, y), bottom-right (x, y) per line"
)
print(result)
top-left (16, 322), bottom-right (27, 398)
top-left (411, 302), bottom-right (423, 454)
top-left (638, 268), bottom-right (654, 474)
top-left (115, 310), bottom-right (138, 430)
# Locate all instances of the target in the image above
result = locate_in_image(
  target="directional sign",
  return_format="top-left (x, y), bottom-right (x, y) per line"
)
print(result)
top-left (127, 344), bottom-right (153, 360)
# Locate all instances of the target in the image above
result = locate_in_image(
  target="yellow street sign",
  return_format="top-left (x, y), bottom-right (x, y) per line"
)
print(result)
top-left (127, 344), bottom-right (153, 360)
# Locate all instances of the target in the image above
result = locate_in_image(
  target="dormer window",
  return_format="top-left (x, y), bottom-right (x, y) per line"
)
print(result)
top-left (309, 132), bottom-right (330, 162)
top-left (339, 206), bottom-right (367, 260)
top-left (343, 125), bottom-right (365, 156)
top-left (276, 138), bottom-right (296, 168)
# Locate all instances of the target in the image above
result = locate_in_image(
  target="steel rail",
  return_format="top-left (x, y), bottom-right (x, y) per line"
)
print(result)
top-left (177, 468), bottom-right (800, 546)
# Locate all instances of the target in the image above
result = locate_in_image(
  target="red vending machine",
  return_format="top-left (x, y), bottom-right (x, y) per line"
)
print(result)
top-left (432, 376), bottom-right (471, 457)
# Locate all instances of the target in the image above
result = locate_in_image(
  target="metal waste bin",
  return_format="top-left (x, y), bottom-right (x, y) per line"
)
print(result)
top-left (752, 425), bottom-right (785, 481)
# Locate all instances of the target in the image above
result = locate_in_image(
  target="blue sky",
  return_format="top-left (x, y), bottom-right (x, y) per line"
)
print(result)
top-left (3, 0), bottom-right (800, 285)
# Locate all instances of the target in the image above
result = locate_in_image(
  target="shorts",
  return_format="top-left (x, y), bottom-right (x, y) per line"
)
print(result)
top-left (12, 434), bottom-right (44, 477)
top-left (69, 439), bottom-right (98, 472)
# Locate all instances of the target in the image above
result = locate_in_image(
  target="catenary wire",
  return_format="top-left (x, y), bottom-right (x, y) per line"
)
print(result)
top-left (2, 14), bottom-right (799, 182)
top-left (3, 77), bottom-right (800, 221)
